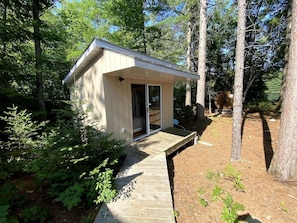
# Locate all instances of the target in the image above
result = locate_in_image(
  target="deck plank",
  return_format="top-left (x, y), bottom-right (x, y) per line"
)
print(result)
top-left (94, 128), bottom-right (196, 223)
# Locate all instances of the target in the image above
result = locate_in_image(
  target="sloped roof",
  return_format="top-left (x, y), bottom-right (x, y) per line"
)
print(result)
top-left (63, 39), bottom-right (199, 84)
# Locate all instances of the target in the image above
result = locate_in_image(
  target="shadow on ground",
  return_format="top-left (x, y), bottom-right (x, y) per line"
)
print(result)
top-left (180, 115), bottom-right (213, 137)
top-left (241, 112), bottom-right (274, 170)
top-left (259, 112), bottom-right (274, 170)
top-left (238, 213), bottom-right (262, 223)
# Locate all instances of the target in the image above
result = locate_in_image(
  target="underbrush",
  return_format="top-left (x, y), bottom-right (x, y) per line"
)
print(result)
top-left (0, 105), bottom-right (124, 222)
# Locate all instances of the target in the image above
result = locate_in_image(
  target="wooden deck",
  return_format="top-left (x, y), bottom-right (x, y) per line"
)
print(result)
top-left (94, 127), bottom-right (197, 223)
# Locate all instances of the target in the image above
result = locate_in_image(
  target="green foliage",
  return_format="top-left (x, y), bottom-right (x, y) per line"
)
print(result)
top-left (0, 105), bottom-right (48, 179)
top-left (33, 105), bottom-right (124, 209)
top-left (264, 71), bottom-right (282, 101)
top-left (198, 165), bottom-right (245, 223)
top-left (80, 215), bottom-right (94, 223)
top-left (0, 204), bottom-right (18, 222)
top-left (56, 182), bottom-right (84, 210)
top-left (247, 100), bottom-right (278, 113)
top-left (205, 169), bottom-right (221, 181)
top-left (221, 193), bottom-right (245, 223)
top-left (198, 198), bottom-right (209, 207)
top-left (212, 184), bottom-right (223, 201)
top-left (0, 101), bottom-right (124, 211)
top-left (87, 161), bottom-right (117, 204)
top-left (0, 183), bottom-right (19, 206)
top-left (223, 164), bottom-right (245, 192)
top-left (173, 210), bottom-right (180, 217)
top-left (0, 205), bottom-right (9, 223)
top-left (21, 206), bottom-right (49, 223)
top-left (0, 183), bottom-right (23, 223)
top-left (56, 0), bottom-right (108, 62)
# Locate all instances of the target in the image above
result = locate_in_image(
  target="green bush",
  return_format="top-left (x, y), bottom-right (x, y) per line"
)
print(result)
top-left (0, 205), bottom-right (10, 223)
top-left (21, 206), bottom-right (49, 223)
top-left (246, 100), bottom-right (277, 113)
top-left (33, 107), bottom-right (124, 209)
top-left (0, 105), bottom-right (48, 179)
top-left (0, 182), bottom-right (24, 223)
top-left (1, 103), bottom-right (124, 211)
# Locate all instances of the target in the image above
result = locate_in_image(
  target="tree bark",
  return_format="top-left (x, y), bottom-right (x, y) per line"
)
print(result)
top-left (185, 17), bottom-right (193, 106)
top-left (33, 0), bottom-right (46, 112)
top-left (268, 0), bottom-right (297, 181)
top-left (231, 0), bottom-right (246, 161)
top-left (196, 0), bottom-right (207, 119)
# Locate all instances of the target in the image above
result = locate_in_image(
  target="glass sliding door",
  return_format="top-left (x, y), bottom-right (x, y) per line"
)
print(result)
top-left (148, 85), bottom-right (161, 133)
top-left (131, 84), bottom-right (146, 138)
top-left (131, 84), bottom-right (162, 140)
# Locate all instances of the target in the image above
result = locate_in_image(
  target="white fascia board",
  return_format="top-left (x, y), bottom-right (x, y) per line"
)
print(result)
top-left (134, 59), bottom-right (200, 81)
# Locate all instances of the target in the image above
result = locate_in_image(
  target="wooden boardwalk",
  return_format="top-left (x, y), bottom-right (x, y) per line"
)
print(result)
top-left (94, 128), bottom-right (197, 223)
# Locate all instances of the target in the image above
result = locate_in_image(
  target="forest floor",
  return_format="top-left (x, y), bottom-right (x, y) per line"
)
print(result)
top-left (168, 112), bottom-right (297, 223)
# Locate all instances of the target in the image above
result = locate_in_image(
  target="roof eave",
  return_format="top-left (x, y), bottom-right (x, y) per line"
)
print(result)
top-left (63, 39), bottom-right (200, 85)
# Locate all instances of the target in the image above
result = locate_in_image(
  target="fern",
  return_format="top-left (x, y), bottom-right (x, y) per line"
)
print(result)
top-left (57, 183), bottom-right (85, 210)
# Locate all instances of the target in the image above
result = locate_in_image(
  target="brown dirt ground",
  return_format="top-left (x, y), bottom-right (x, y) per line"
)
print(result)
top-left (168, 112), bottom-right (297, 223)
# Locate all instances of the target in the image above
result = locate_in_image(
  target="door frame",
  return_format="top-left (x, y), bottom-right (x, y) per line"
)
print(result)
top-left (146, 84), bottom-right (162, 135)
top-left (132, 84), bottom-right (162, 141)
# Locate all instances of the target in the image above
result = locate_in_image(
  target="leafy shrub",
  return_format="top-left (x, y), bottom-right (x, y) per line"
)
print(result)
top-left (21, 206), bottom-right (49, 223)
top-left (33, 107), bottom-right (124, 209)
top-left (0, 105), bottom-right (48, 179)
top-left (0, 103), bottom-right (124, 211)
top-left (0, 183), bottom-right (24, 223)
top-left (0, 183), bottom-right (21, 206)
top-left (246, 100), bottom-right (277, 113)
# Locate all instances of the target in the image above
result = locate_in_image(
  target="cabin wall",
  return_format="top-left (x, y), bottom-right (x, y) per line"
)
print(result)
top-left (72, 52), bottom-right (107, 129)
top-left (104, 77), bottom-right (173, 143)
top-left (71, 49), bottom-right (174, 143)
top-left (101, 49), bottom-right (135, 74)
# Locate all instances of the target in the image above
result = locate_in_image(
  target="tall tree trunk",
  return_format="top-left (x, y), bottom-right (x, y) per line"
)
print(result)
top-left (33, 0), bottom-right (46, 112)
top-left (196, 0), bottom-right (207, 119)
top-left (185, 18), bottom-right (193, 106)
top-left (1, 0), bottom-right (9, 88)
top-left (231, 0), bottom-right (246, 161)
top-left (275, 3), bottom-right (292, 113)
top-left (268, 0), bottom-right (297, 181)
top-left (1, 0), bottom-right (7, 53)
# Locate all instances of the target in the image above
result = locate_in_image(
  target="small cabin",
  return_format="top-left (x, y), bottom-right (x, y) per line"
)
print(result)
top-left (63, 39), bottom-right (199, 143)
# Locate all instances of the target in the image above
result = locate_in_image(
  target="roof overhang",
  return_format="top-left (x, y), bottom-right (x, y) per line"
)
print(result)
top-left (63, 39), bottom-right (199, 85)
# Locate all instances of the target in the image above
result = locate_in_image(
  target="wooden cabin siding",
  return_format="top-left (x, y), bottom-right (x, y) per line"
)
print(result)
top-left (104, 76), bottom-right (133, 142)
top-left (101, 50), bottom-right (135, 74)
top-left (162, 82), bottom-right (174, 129)
top-left (69, 48), bottom-right (174, 143)
top-left (73, 54), bottom-right (107, 129)
top-left (103, 77), bottom-right (173, 143)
